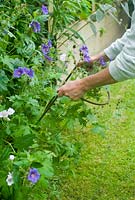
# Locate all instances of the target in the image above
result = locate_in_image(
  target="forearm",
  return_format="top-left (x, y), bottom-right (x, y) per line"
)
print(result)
top-left (58, 67), bottom-right (117, 100)
top-left (82, 67), bottom-right (117, 91)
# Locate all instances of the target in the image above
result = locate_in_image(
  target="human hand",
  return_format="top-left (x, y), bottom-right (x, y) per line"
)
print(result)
top-left (77, 53), bottom-right (108, 70)
top-left (76, 55), bottom-right (99, 71)
top-left (57, 79), bottom-right (87, 100)
top-left (77, 55), bottom-right (96, 66)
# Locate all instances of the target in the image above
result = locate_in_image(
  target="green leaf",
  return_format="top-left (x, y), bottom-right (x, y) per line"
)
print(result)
top-left (14, 133), bottom-right (35, 150)
top-left (65, 27), bottom-right (85, 44)
top-left (7, 30), bottom-right (16, 38)
top-left (0, 70), bottom-right (9, 92)
top-left (30, 151), bottom-right (54, 178)
top-left (31, 162), bottom-right (43, 168)
top-left (89, 22), bottom-right (97, 36)
top-left (17, 37), bottom-right (35, 57)
top-left (0, 35), bottom-right (9, 50)
top-left (1, 56), bottom-right (24, 71)
top-left (36, 15), bottom-right (49, 22)
top-left (0, 146), bottom-right (10, 161)
top-left (96, 9), bottom-right (105, 22)
top-left (90, 13), bottom-right (97, 22)
top-left (14, 160), bottom-right (29, 167)
top-left (39, 160), bottom-right (54, 178)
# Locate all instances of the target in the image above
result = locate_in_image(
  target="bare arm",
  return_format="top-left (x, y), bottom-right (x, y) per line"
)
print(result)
top-left (58, 67), bottom-right (117, 100)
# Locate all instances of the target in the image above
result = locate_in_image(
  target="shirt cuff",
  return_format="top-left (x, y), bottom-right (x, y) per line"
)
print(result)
top-left (104, 46), bottom-right (119, 60)
top-left (109, 59), bottom-right (135, 82)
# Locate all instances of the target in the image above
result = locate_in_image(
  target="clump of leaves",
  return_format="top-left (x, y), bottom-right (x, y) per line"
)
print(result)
top-left (0, 0), bottom-right (110, 199)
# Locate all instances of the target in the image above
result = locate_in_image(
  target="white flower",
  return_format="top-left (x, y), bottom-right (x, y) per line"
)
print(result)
top-left (9, 155), bottom-right (15, 161)
top-left (0, 110), bottom-right (9, 118)
top-left (7, 108), bottom-right (15, 115)
top-left (60, 53), bottom-right (66, 62)
top-left (6, 172), bottom-right (14, 186)
top-left (0, 107), bottom-right (15, 120)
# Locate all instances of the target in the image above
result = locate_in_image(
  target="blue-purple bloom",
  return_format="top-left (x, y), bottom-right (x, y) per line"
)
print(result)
top-left (41, 44), bottom-right (50, 55)
top-left (13, 67), bottom-right (34, 78)
top-left (99, 56), bottom-right (106, 67)
top-left (41, 40), bottom-right (53, 61)
top-left (27, 168), bottom-right (40, 184)
top-left (13, 67), bottom-right (25, 78)
top-left (29, 21), bottom-right (40, 33)
top-left (24, 68), bottom-right (34, 78)
top-left (44, 54), bottom-right (53, 61)
top-left (80, 45), bottom-right (89, 54)
top-left (42, 5), bottom-right (49, 15)
top-left (84, 54), bottom-right (91, 62)
top-left (47, 40), bottom-right (52, 48)
top-left (79, 45), bottom-right (91, 63)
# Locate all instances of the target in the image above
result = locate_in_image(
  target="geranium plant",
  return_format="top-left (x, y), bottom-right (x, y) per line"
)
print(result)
top-left (0, 0), bottom-right (109, 199)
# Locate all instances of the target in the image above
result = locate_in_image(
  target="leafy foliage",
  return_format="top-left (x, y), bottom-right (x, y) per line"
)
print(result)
top-left (0, 0), bottom-right (115, 199)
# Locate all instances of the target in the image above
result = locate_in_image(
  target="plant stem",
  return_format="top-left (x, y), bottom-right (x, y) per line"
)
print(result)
top-left (3, 139), bottom-right (16, 153)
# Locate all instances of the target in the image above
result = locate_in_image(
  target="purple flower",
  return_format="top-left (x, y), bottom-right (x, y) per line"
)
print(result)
top-left (29, 21), bottom-right (40, 33)
top-left (28, 168), bottom-right (40, 184)
top-left (41, 44), bottom-right (50, 55)
top-left (13, 67), bottom-right (25, 78)
top-left (41, 40), bottom-right (53, 61)
top-left (84, 54), bottom-right (91, 62)
top-left (79, 45), bottom-right (91, 63)
top-left (99, 56), bottom-right (106, 67)
top-left (24, 68), bottom-right (34, 78)
top-left (13, 67), bottom-right (34, 78)
top-left (80, 45), bottom-right (89, 54)
top-left (27, 68), bottom-right (34, 78)
top-left (47, 40), bottom-right (52, 48)
top-left (44, 54), bottom-right (53, 61)
top-left (42, 5), bottom-right (48, 15)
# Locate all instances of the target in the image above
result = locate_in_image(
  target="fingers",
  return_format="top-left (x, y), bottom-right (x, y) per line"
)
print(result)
top-left (57, 88), bottom-right (80, 100)
top-left (76, 61), bottom-right (84, 67)
top-left (57, 80), bottom-right (84, 100)
top-left (76, 61), bottom-right (94, 70)
top-left (57, 88), bottom-right (65, 97)
top-left (57, 89), bottom-right (70, 98)
top-left (57, 87), bottom-right (76, 99)
top-left (57, 85), bottom-right (69, 97)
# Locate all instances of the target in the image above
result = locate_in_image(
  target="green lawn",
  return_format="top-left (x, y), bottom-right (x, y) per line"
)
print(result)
top-left (61, 80), bottom-right (135, 200)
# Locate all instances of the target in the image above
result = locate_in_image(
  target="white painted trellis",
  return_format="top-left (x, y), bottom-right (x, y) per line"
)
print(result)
top-left (48, 2), bottom-right (128, 69)
top-left (58, 15), bottom-right (127, 64)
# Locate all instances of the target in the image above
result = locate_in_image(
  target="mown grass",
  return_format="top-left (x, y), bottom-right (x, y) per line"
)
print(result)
top-left (61, 79), bottom-right (135, 200)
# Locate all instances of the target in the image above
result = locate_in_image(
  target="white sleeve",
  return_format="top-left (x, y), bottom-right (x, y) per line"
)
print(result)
top-left (104, 29), bottom-right (131, 60)
top-left (104, 9), bottom-right (135, 60)
top-left (108, 27), bottom-right (135, 81)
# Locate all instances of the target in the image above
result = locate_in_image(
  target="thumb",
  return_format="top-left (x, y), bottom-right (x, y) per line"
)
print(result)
top-left (57, 87), bottom-right (65, 97)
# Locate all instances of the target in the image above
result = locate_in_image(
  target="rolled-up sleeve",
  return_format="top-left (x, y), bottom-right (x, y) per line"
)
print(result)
top-left (108, 26), bottom-right (135, 81)
top-left (104, 29), bottom-right (132, 60)
top-left (104, 9), bottom-right (135, 81)
top-left (109, 53), bottom-right (135, 81)
top-left (104, 8), bottom-right (135, 61)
